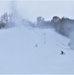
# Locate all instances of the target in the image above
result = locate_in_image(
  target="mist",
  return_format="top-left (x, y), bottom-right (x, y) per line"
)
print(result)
top-left (16, 1), bottom-right (74, 22)
top-left (10, 0), bottom-right (23, 26)
top-left (0, 0), bottom-right (74, 49)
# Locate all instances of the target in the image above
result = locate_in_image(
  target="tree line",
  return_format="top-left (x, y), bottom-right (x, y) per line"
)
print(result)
top-left (35, 16), bottom-right (74, 38)
top-left (0, 12), bottom-right (74, 38)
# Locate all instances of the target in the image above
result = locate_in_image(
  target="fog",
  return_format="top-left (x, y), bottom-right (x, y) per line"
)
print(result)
top-left (17, 0), bottom-right (74, 22)
top-left (0, 0), bottom-right (74, 49)
top-left (10, 0), bottom-right (23, 26)
top-left (0, 0), bottom-right (74, 22)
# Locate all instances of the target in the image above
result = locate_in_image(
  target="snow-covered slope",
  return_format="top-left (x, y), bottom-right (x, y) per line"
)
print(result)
top-left (0, 26), bottom-right (73, 74)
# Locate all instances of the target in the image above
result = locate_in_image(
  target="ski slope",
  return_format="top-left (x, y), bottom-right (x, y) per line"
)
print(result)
top-left (0, 26), bottom-right (74, 74)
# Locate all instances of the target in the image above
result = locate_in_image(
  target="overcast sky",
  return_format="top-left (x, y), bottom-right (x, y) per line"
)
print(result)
top-left (0, 0), bottom-right (74, 22)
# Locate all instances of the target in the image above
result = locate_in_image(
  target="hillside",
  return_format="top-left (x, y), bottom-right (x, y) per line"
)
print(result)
top-left (0, 26), bottom-right (73, 74)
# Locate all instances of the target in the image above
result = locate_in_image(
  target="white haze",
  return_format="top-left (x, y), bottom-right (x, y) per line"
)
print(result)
top-left (0, 0), bottom-right (74, 22)
top-left (0, 0), bottom-right (74, 73)
top-left (0, 1), bottom-right (10, 16)
top-left (10, 0), bottom-right (23, 26)
top-left (16, 0), bottom-right (74, 22)
top-left (0, 0), bottom-right (74, 49)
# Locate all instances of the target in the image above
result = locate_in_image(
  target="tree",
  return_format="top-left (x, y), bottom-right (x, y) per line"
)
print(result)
top-left (36, 16), bottom-right (44, 27)
top-left (0, 13), bottom-right (14, 29)
top-left (59, 17), bottom-right (74, 37)
top-left (36, 16), bottom-right (50, 28)
top-left (51, 16), bottom-right (74, 37)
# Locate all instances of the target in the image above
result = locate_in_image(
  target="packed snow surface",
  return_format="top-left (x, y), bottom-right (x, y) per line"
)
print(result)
top-left (0, 26), bottom-right (73, 74)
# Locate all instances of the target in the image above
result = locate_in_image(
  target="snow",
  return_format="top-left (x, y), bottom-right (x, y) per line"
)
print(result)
top-left (0, 26), bottom-right (73, 73)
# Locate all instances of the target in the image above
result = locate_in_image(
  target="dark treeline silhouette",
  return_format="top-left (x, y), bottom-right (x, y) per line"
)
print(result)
top-left (50, 16), bottom-right (74, 37)
top-left (35, 16), bottom-right (74, 38)
top-left (0, 12), bottom-right (74, 38)
top-left (0, 12), bottom-right (14, 29)
top-left (36, 16), bottom-right (50, 28)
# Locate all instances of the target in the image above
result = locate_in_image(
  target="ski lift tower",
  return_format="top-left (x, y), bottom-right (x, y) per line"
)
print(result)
top-left (43, 32), bottom-right (46, 44)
